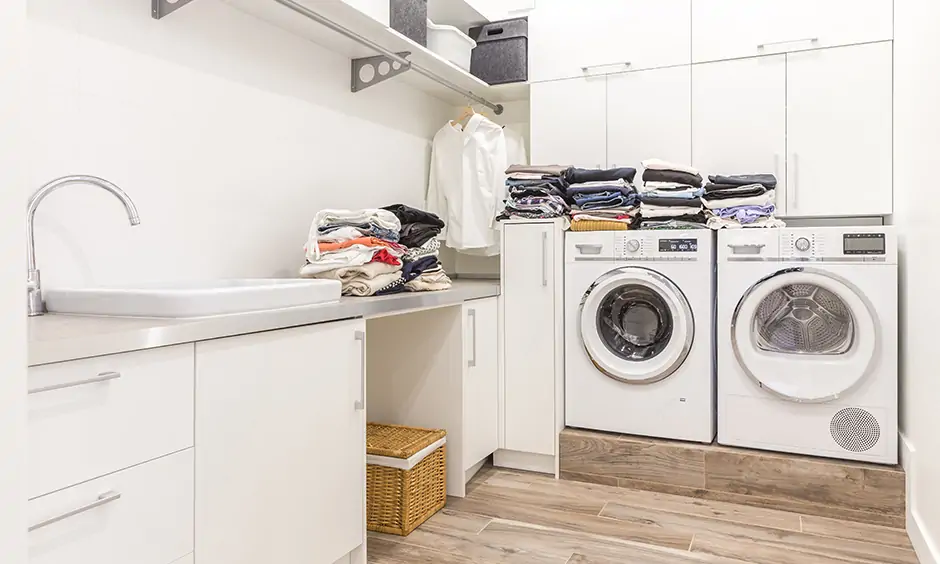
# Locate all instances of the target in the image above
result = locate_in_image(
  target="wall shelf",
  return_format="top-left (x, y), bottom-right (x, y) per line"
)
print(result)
top-left (154, 0), bottom-right (528, 110)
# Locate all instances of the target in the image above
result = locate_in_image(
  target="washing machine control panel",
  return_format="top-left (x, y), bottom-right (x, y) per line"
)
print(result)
top-left (612, 234), bottom-right (704, 261)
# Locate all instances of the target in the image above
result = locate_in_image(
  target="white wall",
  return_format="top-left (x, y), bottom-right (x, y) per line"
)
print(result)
top-left (893, 0), bottom-right (940, 561)
top-left (27, 0), bottom-right (451, 288)
top-left (1, 0), bottom-right (27, 561)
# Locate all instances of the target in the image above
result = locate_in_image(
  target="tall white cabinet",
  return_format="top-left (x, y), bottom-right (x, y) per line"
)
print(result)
top-left (528, 0), bottom-right (895, 218)
top-left (195, 320), bottom-right (366, 564)
top-left (497, 219), bottom-right (565, 473)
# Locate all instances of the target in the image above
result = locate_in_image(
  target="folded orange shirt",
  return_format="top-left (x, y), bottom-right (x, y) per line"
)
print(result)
top-left (317, 237), bottom-right (404, 253)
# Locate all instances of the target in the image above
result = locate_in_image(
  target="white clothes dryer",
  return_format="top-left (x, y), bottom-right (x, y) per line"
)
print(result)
top-left (565, 230), bottom-right (716, 443)
top-left (717, 227), bottom-right (898, 464)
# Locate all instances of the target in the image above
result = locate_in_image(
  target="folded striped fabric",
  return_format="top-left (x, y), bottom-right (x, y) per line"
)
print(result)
top-left (570, 220), bottom-right (629, 232)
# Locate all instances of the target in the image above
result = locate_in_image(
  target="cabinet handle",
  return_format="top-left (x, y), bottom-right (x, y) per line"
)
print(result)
top-left (790, 152), bottom-right (799, 212)
top-left (467, 309), bottom-right (477, 368)
top-left (757, 37), bottom-right (818, 50)
top-left (28, 371), bottom-right (121, 395)
top-left (354, 330), bottom-right (365, 411)
top-left (541, 231), bottom-right (548, 287)
top-left (581, 61), bottom-right (631, 73)
top-left (28, 491), bottom-right (121, 532)
top-left (773, 153), bottom-right (781, 211)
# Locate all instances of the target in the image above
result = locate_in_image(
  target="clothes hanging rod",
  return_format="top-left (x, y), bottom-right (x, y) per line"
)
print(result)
top-left (271, 0), bottom-right (504, 115)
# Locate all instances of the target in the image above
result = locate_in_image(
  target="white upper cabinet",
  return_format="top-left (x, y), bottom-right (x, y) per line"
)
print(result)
top-left (607, 66), bottom-right (692, 174)
top-left (530, 78), bottom-right (607, 168)
top-left (692, 0), bottom-right (893, 63)
top-left (785, 42), bottom-right (893, 217)
top-left (692, 56), bottom-right (787, 212)
top-left (529, 0), bottom-right (691, 82)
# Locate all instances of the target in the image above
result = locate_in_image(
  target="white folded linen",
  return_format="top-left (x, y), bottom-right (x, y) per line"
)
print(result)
top-left (313, 208), bottom-right (400, 231)
top-left (404, 269), bottom-right (452, 292)
top-left (640, 204), bottom-right (703, 218)
top-left (306, 261), bottom-right (401, 283)
top-left (569, 179), bottom-right (631, 188)
top-left (571, 214), bottom-right (632, 223)
top-left (641, 181), bottom-right (699, 191)
top-left (641, 158), bottom-right (700, 176)
top-left (344, 271), bottom-right (402, 297)
top-left (707, 215), bottom-right (786, 230)
top-left (702, 191), bottom-right (775, 210)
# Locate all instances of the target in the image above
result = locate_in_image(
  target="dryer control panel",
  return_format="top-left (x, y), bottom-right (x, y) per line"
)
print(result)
top-left (611, 232), bottom-right (710, 262)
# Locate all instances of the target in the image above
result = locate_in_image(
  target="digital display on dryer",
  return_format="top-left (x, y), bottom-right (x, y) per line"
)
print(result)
top-left (844, 233), bottom-right (885, 255)
top-left (659, 238), bottom-right (698, 252)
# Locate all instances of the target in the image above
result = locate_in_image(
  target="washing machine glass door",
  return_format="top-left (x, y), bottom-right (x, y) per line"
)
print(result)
top-left (580, 267), bottom-right (695, 384)
top-left (732, 267), bottom-right (878, 402)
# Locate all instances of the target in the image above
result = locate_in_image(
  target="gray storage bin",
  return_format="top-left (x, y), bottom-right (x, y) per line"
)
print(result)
top-left (468, 18), bottom-right (528, 85)
top-left (391, 0), bottom-right (427, 47)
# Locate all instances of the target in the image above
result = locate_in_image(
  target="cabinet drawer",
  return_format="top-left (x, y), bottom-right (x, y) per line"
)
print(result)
top-left (28, 345), bottom-right (195, 498)
top-left (692, 0), bottom-right (892, 64)
top-left (28, 448), bottom-right (194, 564)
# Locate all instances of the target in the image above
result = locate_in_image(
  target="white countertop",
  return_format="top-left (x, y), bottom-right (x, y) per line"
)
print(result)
top-left (28, 280), bottom-right (499, 366)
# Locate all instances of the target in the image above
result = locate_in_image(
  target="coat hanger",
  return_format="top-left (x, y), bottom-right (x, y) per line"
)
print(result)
top-left (451, 104), bottom-right (476, 127)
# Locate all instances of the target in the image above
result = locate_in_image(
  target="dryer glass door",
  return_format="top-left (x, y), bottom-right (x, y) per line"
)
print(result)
top-left (580, 267), bottom-right (695, 384)
top-left (731, 267), bottom-right (879, 402)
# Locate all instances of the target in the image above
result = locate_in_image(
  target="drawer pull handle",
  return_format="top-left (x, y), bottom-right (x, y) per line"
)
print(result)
top-left (757, 37), bottom-right (818, 50)
top-left (28, 371), bottom-right (122, 395)
top-left (29, 491), bottom-right (121, 532)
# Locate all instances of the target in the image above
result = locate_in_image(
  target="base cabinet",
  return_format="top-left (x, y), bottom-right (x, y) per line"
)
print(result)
top-left (463, 298), bottom-right (499, 472)
top-left (195, 320), bottom-right (366, 564)
top-left (500, 220), bottom-right (565, 462)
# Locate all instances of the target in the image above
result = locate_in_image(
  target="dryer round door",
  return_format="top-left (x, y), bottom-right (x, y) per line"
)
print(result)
top-left (732, 267), bottom-right (879, 402)
top-left (580, 267), bottom-right (695, 384)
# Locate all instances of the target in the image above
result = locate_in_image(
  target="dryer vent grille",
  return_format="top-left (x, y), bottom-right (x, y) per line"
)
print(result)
top-left (830, 408), bottom-right (881, 452)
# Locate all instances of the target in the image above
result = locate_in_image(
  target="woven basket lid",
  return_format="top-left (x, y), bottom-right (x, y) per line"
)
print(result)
top-left (367, 423), bottom-right (446, 459)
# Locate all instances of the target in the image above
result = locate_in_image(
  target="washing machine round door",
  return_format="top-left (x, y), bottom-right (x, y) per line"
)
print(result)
top-left (580, 267), bottom-right (695, 384)
top-left (732, 267), bottom-right (879, 402)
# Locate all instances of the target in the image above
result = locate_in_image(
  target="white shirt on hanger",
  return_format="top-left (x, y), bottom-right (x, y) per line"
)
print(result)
top-left (427, 113), bottom-right (508, 253)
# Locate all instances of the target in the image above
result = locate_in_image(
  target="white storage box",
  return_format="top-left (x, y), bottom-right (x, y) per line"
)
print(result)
top-left (427, 19), bottom-right (476, 71)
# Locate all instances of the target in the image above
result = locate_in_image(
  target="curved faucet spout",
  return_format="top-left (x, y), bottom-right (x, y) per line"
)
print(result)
top-left (26, 175), bottom-right (140, 316)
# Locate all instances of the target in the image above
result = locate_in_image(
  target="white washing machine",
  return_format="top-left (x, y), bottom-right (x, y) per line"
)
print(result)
top-left (565, 230), bottom-right (716, 443)
top-left (717, 227), bottom-right (898, 464)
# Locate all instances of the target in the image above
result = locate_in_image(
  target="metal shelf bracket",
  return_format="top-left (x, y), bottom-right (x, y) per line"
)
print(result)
top-left (152, 0), bottom-right (197, 19)
top-left (352, 52), bottom-right (412, 92)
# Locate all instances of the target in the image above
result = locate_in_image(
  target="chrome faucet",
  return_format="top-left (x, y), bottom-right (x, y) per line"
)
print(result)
top-left (27, 175), bottom-right (140, 316)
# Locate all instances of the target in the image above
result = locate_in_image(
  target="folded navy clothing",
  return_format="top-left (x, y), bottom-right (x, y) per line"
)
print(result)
top-left (566, 167), bottom-right (637, 184)
top-left (637, 211), bottom-right (707, 226)
top-left (506, 176), bottom-right (569, 190)
top-left (702, 184), bottom-right (767, 201)
top-left (708, 174), bottom-right (777, 189)
top-left (704, 183), bottom-right (740, 193)
top-left (576, 193), bottom-right (637, 210)
top-left (567, 184), bottom-right (637, 197)
top-left (642, 168), bottom-right (704, 187)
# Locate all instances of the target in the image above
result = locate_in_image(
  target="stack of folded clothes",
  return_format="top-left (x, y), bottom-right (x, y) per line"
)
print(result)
top-left (300, 209), bottom-right (407, 296)
top-left (702, 173), bottom-right (785, 229)
top-left (380, 204), bottom-right (452, 293)
top-left (566, 167), bottom-right (639, 231)
top-left (498, 164), bottom-right (572, 220)
top-left (636, 159), bottom-right (707, 229)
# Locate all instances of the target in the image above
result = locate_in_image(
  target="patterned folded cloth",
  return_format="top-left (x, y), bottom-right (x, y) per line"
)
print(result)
top-left (570, 220), bottom-right (629, 232)
top-left (403, 238), bottom-right (441, 263)
top-left (503, 194), bottom-right (570, 218)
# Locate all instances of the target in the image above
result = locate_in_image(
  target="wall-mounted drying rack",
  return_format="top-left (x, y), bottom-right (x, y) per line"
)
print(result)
top-left (152, 0), bottom-right (515, 114)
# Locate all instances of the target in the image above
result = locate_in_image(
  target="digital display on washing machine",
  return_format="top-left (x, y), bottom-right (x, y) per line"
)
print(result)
top-left (658, 238), bottom-right (698, 252)
top-left (844, 233), bottom-right (886, 255)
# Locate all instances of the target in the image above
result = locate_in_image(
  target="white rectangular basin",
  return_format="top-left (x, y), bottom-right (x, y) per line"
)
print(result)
top-left (43, 279), bottom-right (342, 318)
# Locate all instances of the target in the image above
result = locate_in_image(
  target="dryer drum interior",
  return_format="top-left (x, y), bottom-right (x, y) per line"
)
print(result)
top-left (752, 283), bottom-right (855, 355)
top-left (597, 284), bottom-right (674, 361)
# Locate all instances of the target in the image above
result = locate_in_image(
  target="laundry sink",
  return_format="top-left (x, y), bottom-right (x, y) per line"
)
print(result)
top-left (43, 279), bottom-right (342, 318)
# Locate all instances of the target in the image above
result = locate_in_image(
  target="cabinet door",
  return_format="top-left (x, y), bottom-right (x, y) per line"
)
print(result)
top-left (530, 77), bottom-right (607, 168)
top-left (786, 42), bottom-right (893, 217)
top-left (692, 0), bottom-right (893, 64)
top-left (195, 320), bottom-right (366, 564)
top-left (463, 297), bottom-right (499, 470)
top-left (503, 224), bottom-right (555, 456)
top-left (607, 66), bottom-right (691, 175)
top-left (530, 0), bottom-right (690, 82)
top-left (692, 56), bottom-right (787, 212)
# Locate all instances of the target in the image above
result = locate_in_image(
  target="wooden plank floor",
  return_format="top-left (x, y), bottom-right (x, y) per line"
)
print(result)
top-left (368, 466), bottom-right (918, 564)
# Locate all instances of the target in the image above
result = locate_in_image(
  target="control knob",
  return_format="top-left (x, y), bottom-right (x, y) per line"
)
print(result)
top-left (795, 237), bottom-right (811, 252)
top-left (626, 239), bottom-right (641, 253)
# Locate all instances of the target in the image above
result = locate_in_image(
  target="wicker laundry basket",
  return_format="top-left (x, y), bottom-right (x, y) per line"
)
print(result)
top-left (366, 423), bottom-right (447, 536)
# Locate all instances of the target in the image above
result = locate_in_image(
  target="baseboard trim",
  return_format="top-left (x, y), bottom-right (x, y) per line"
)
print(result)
top-left (900, 433), bottom-right (939, 564)
top-left (493, 449), bottom-right (555, 475)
